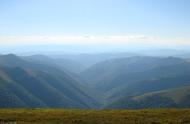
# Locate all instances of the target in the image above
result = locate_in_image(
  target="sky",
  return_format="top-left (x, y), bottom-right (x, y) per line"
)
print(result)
top-left (0, 0), bottom-right (190, 47)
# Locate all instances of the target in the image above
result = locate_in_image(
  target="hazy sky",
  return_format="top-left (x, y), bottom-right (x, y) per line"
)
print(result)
top-left (0, 0), bottom-right (190, 46)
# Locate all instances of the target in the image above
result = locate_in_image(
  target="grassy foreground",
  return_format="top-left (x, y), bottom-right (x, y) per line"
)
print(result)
top-left (0, 109), bottom-right (190, 124)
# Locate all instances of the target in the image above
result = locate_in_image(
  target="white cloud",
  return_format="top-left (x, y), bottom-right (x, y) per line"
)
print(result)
top-left (0, 35), bottom-right (189, 46)
top-left (0, 35), bottom-right (151, 45)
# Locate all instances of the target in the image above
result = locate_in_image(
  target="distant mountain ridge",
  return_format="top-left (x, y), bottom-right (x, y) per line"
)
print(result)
top-left (80, 56), bottom-right (190, 108)
top-left (1, 53), bottom-right (190, 109)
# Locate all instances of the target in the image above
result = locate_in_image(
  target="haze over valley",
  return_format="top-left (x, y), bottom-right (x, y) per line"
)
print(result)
top-left (1, 0), bottom-right (190, 123)
top-left (1, 48), bottom-right (190, 109)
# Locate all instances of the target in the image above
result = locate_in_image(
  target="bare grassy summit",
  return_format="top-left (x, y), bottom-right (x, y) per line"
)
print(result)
top-left (0, 109), bottom-right (190, 124)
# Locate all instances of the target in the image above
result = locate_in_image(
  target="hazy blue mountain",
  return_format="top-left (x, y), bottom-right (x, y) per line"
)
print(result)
top-left (107, 86), bottom-right (190, 109)
top-left (53, 52), bottom-right (138, 70)
top-left (0, 54), bottom-right (63, 74)
top-left (0, 54), bottom-right (100, 108)
top-left (80, 56), bottom-right (185, 89)
top-left (80, 56), bottom-right (190, 108)
top-left (53, 58), bottom-right (85, 73)
top-left (138, 49), bottom-right (187, 57)
top-left (23, 52), bottom-right (138, 74)
top-left (23, 54), bottom-right (85, 73)
top-left (1, 53), bottom-right (190, 109)
top-left (0, 66), bottom-right (47, 108)
top-left (23, 54), bottom-right (57, 66)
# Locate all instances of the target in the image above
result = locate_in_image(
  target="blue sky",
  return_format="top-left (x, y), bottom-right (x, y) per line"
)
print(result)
top-left (0, 0), bottom-right (190, 46)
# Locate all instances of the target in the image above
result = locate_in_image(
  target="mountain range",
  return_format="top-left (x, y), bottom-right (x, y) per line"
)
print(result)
top-left (0, 53), bottom-right (190, 109)
top-left (0, 54), bottom-right (100, 108)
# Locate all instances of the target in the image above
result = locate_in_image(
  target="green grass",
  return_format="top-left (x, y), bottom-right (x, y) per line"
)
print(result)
top-left (0, 109), bottom-right (190, 124)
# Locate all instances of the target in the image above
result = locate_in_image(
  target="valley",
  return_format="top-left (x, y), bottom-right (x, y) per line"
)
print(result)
top-left (0, 53), bottom-right (190, 109)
